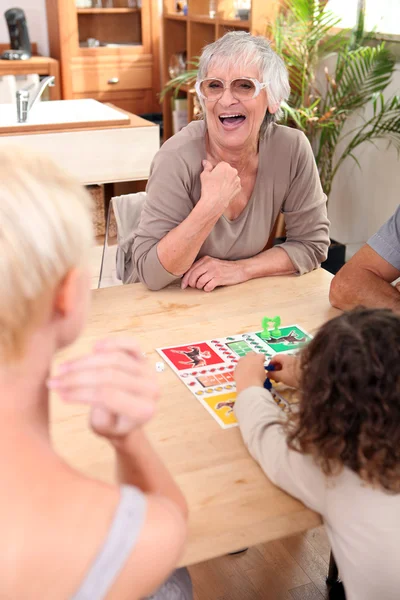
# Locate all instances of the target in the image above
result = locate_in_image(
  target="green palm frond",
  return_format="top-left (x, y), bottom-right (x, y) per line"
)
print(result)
top-left (271, 0), bottom-right (343, 106)
top-left (331, 94), bottom-right (400, 181)
top-left (273, 0), bottom-right (398, 197)
top-left (329, 45), bottom-right (395, 111)
top-left (159, 58), bottom-right (199, 101)
top-left (315, 44), bottom-right (396, 183)
top-left (159, 69), bottom-right (198, 101)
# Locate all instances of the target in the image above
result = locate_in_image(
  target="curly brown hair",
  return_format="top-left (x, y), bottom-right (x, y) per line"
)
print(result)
top-left (286, 307), bottom-right (400, 493)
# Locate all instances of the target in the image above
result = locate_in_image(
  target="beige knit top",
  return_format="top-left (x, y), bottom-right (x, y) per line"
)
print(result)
top-left (130, 121), bottom-right (330, 290)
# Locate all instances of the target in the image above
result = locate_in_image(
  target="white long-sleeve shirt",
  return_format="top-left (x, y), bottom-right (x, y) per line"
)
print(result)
top-left (235, 387), bottom-right (400, 600)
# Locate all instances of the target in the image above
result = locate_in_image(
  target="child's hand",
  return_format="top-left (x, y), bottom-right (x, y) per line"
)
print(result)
top-left (234, 353), bottom-right (266, 394)
top-left (268, 354), bottom-right (301, 389)
top-left (48, 338), bottom-right (160, 441)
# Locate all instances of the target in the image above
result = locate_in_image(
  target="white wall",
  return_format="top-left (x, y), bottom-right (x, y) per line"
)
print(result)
top-left (0, 1), bottom-right (49, 56)
top-left (326, 66), bottom-right (400, 257)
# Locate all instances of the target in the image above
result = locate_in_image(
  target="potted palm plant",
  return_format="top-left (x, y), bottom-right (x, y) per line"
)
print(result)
top-left (161, 0), bottom-right (400, 273)
top-left (272, 0), bottom-right (400, 272)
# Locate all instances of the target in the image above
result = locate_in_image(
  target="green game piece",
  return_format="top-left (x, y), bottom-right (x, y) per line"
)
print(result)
top-left (260, 317), bottom-right (270, 339)
top-left (261, 316), bottom-right (282, 339)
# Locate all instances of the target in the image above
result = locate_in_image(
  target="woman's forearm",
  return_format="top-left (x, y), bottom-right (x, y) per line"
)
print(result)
top-left (241, 246), bottom-right (297, 281)
top-left (157, 200), bottom-right (222, 276)
top-left (114, 429), bottom-right (188, 518)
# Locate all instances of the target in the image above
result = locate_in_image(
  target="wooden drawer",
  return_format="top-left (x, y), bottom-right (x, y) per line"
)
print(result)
top-left (73, 89), bottom-right (155, 116)
top-left (71, 64), bottom-right (152, 94)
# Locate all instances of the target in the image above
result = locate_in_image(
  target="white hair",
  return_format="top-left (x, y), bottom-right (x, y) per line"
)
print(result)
top-left (0, 147), bottom-right (93, 361)
top-left (197, 31), bottom-right (290, 137)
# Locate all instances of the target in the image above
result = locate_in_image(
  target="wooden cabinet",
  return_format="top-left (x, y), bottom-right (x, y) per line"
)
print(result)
top-left (161, 0), bottom-right (280, 139)
top-left (46, 0), bottom-right (161, 114)
top-left (0, 43), bottom-right (61, 101)
top-left (71, 61), bottom-right (153, 93)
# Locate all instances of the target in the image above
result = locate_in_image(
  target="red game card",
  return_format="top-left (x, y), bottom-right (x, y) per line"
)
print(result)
top-left (162, 343), bottom-right (224, 371)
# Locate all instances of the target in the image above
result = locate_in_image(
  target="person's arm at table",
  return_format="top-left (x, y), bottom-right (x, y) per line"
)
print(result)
top-left (132, 154), bottom-right (240, 290)
top-left (52, 338), bottom-right (188, 516)
top-left (181, 246), bottom-right (296, 292)
top-left (233, 354), bottom-right (325, 513)
top-left (329, 244), bottom-right (400, 314)
top-left (157, 160), bottom-right (241, 277)
top-left (109, 426), bottom-right (189, 598)
top-left (108, 429), bottom-right (190, 599)
top-left (48, 338), bottom-right (189, 598)
top-left (181, 131), bottom-right (330, 291)
top-left (113, 429), bottom-right (188, 518)
top-left (275, 131), bottom-right (330, 275)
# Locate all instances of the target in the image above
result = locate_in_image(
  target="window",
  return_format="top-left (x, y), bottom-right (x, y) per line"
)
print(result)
top-left (327, 0), bottom-right (400, 36)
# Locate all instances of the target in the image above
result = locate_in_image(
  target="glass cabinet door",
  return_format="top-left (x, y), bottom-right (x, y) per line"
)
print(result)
top-left (75, 0), bottom-right (145, 49)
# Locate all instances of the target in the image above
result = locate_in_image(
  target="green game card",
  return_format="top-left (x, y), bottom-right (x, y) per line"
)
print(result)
top-left (255, 325), bottom-right (312, 353)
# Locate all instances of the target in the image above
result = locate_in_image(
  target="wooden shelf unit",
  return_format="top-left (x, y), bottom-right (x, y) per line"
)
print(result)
top-left (164, 12), bottom-right (188, 20)
top-left (76, 8), bottom-right (141, 14)
top-left (46, 0), bottom-right (161, 115)
top-left (161, 0), bottom-right (281, 139)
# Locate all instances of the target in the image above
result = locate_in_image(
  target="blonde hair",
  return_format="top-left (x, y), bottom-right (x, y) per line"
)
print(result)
top-left (0, 147), bottom-right (93, 361)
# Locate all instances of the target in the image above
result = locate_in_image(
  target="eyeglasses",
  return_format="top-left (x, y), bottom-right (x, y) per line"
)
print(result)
top-left (195, 77), bottom-right (268, 102)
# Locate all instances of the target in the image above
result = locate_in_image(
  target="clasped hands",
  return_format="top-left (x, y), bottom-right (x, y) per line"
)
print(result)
top-left (47, 338), bottom-right (159, 445)
top-left (181, 255), bottom-right (245, 292)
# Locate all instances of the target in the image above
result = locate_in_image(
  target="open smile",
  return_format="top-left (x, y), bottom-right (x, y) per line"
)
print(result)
top-left (218, 114), bottom-right (246, 130)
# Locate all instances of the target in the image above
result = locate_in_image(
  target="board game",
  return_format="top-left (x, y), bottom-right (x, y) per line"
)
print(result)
top-left (157, 323), bottom-right (312, 429)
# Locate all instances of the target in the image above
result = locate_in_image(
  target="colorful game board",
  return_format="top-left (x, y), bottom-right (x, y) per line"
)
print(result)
top-left (157, 324), bottom-right (312, 429)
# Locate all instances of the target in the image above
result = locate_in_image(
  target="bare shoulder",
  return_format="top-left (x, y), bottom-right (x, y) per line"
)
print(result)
top-left (0, 462), bottom-right (186, 600)
top-left (60, 473), bottom-right (187, 600)
top-left (0, 465), bottom-right (122, 599)
top-left (106, 493), bottom-right (187, 600)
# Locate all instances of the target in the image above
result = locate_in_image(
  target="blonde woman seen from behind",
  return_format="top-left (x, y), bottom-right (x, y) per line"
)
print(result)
top-left (0, 148), bottom-right (192, 600)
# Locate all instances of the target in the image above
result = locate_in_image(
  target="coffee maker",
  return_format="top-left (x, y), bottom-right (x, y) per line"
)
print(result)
top-left (1, 8), bottom-right (32, 60)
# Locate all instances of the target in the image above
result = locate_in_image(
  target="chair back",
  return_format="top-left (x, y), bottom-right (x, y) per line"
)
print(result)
top-left (98, 191), bottom-right (146, 288)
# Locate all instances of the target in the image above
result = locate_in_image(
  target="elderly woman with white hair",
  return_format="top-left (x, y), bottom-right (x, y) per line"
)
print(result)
top-left (130, 31), bottom-right (330, 292)
top-left (0, 148), bottom-right (192, 599)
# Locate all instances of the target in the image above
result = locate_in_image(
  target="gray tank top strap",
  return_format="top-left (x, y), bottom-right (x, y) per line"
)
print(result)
top-left (71, 484), bottom-right (147, 600)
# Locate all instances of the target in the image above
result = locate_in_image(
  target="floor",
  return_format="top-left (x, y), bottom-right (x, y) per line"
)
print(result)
top-left (90, 241), bottom-right (331, 600)
top-left (189, 527), bottom-right (331, 600)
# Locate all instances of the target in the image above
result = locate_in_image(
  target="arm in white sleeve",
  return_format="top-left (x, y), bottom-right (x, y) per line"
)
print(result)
top-left (234, 386), bottom-right (326, 513)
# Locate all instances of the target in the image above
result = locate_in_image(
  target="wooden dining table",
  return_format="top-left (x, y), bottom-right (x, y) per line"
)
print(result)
top-left (51, 268), bottom-right (339, 567)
